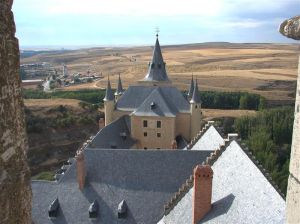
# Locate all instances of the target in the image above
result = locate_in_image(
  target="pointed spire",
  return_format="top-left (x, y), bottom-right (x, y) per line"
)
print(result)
top-left (103, 76), bottom-right (114, 101)
top-left (188, 74), bottom-right (194, 98)
top-left (190, 79), bottom-right (201, 104)
top-left (143, 35), bottom-right (170, 82)
top-left (115, 73), bottom-right (124, 96)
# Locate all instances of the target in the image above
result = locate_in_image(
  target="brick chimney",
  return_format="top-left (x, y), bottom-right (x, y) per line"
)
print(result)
top-left (99, 118), bottom-right (105, 130)
top-left (192, 165), bottom-right (213, 224)
top-left (75, 150), bottom-right (86, 191)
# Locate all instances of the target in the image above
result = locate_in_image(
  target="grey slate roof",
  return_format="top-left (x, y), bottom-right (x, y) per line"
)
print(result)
top-left (116, 86), bottom-right (190, 113)
top-left (132, 88), bottom-right (177, 117)
top-left (190, 79), bottom-right (201, 104)
top-left (187, 75), bottom-right (194, 98)
top-left (103, 78), bottom-right (114, 101)
top-left (90, 115), bottom-right (136, 149)
top-left (191, 126), bottom-right (225, 151)
top-left (160, 141), bottom-right (286, 224)
top-left (31, 149), bottom-right (212, 224)
top-left (142, 37), bottom-right (170, 83)
top-left (115, 74), bottom-right (124, 96)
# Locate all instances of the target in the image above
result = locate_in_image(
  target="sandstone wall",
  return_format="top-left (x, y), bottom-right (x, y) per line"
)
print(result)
top-left (0, 0), bottom-right (32, 223)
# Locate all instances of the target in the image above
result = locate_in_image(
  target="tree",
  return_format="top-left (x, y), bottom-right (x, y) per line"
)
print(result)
top-left (0, 1), bottom-right (32, 222)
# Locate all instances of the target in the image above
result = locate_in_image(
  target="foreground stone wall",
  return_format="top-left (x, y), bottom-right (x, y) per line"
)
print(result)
top-left (279, 15), bottom-right (300, 224)
top-left (0, 0), bottom-right (32, 223)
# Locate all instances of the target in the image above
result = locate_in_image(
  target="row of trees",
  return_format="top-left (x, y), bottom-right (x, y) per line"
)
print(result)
top-left (234, 107), bottom-right (294, 194)
top-left (200, 91), bottom-right (264, 110)
top-left (24, 89), bottom-right (265, 110)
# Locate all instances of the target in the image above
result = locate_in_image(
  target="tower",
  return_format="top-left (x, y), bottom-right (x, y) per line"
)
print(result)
top-left (114, 73), bottom-right (124, 101)
top-left (103, 77), bottom-right (115, 126)
top-left (190, 79), bottom-right (202, 138)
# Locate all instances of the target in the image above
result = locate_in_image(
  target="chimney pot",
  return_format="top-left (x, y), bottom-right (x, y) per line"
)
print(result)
top-left (76, 151), bottom-right (86, 191)
top-left (192, 165), bottom-right (213, 224)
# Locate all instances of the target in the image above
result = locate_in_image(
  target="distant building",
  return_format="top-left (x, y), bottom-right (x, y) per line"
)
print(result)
top-left (103, 36), bottom-right (202, 149)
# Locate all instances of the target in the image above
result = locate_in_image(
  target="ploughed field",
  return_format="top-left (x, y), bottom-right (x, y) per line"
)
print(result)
top-left (21, 42), bottom-right (299, 104)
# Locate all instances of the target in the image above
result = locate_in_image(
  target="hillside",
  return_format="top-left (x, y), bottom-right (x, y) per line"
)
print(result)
top-left (21, 42), bottom-right (299, 104)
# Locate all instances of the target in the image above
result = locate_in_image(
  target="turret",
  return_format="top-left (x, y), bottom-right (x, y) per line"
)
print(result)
top-left (190, 79), bottom-right (202, 139)
top-left (115, 73), bottom-right (124, 101)
top-left (103, 76), bottom-right (115, 126)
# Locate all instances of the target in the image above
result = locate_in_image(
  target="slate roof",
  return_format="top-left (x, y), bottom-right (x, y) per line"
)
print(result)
top-left (116, 86), bottom-right (190, 114)
top-left (132, 88), bottom-right (177, 117)
top-left (190, 126), bottom-right (225, 151)
top-left (31, 149), bottom-right (212, 224)
top-left (142, 37), bottom-right (170, 83)
top-left (90, 115), bottom-right (136, 149)
top-left (160, 141), bottom-right (286, 224)
top-left (103, 78), bottom-right (114, 101)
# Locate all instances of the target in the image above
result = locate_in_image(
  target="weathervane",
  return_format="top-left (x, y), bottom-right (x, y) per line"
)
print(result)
top-left (155, 26), bottom-right (160, 38)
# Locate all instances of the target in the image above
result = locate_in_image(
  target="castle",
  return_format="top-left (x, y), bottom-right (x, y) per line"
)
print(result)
top-left (103, 35), bottom-right (202, 149)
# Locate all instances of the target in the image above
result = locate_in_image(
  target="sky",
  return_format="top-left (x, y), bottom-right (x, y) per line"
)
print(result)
top-left (13, 0), bottom-right (300, 48)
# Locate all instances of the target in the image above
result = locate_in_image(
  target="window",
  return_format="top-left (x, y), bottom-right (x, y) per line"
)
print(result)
top-left (157, 133), bottom-right (161, 138)
top-left (144, 147), bottom-right (147, 150)
top-left (143, 120), bottom-right (148, 127)
top-left (144, 132), bottom-right (147, 137)
top-left (157, 121), bottom-right (161, 128)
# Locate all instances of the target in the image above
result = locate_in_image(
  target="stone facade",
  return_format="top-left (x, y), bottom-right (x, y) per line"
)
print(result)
top-left (279, 15), bottom-right (300, 224)
top-left (286, 56), bottom-right (300, 224)
top-left (0, 0), bottom-right (32, 222)
top-left (131, 115), bottom-right (176, 149)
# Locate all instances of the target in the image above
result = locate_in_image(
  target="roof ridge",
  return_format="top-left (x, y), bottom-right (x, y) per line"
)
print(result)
top-left (164, 141), bottom-right (229, 216)
top-left (236, 139), bottom-right (286, 199)
top-left (186, 121), bottom-right (215, 149)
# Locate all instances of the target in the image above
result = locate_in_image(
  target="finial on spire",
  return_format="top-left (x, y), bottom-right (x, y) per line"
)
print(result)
top-left (155, 26), bottom-right (160, 38)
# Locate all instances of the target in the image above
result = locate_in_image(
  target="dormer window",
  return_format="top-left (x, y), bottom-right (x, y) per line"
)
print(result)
top-left (89, 200), bottom-right (99, 219)
top-left (150, 102), bottom-right (156, 109)
top-left (48, 198), bottom-right (59, 218)
top-left (118, 200), bottom-right (127, 219)
top-left (151, 63), bottom-right (155, 68)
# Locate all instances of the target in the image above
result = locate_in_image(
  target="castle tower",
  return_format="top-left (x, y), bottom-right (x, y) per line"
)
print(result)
top-left (187, 75), bottom-right (194, 100)
top-left (190, 79), bottom-right (202, 138)
top-left (114, 73), bottom-right (124, 101)
top-left (103, 77), bottom-right (115, 126)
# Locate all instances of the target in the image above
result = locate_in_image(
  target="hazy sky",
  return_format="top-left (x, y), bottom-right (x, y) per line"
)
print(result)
top-left (13, 0), bottom-right (300, 48)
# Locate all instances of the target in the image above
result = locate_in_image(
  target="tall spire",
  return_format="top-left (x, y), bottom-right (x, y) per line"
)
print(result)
top-left (143, 35), bottom-right (170, 82)
top-left (115, 73), bottom-right (124, 96)
top-left (190, 79), bottom-right (201, 104)
top-left (188, 74), bottom-right (194, 98)
top-left (103, 76), bottom-right (114, 101)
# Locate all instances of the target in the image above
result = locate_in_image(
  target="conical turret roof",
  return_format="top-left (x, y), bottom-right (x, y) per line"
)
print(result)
top-left (187, 75), bottom-right (194, 98)
top-left (190, 79), bottom-right (201, 104)
top-left (115, 74), bottom-right (124, 96)
top-left (104, 77), bottom-right (114, 101)
top-left (143, 36), bottom-right (170, 82)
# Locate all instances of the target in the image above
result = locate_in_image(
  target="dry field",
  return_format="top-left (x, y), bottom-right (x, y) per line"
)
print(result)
top-left (202, 109), bottom-right (256, 121)
top-left (21, 43), bottom-right (299, 103)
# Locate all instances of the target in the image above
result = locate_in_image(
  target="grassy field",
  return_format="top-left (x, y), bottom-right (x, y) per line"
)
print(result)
top-left (21, 42), bottom-right (299, 103)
